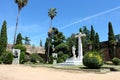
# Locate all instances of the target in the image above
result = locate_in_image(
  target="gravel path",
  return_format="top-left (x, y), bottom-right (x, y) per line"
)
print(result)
top-left (0, 65), bottom-right (120, 80)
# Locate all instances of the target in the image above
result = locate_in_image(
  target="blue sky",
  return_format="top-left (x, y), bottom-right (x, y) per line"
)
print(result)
top-left (0, 0), bottom-right (120, 46)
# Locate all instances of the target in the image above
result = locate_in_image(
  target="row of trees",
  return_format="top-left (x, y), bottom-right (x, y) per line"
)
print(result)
top-left (45, 8), bottom-right (118, 63)
top-left (45, 25), bottom-right (101, 63)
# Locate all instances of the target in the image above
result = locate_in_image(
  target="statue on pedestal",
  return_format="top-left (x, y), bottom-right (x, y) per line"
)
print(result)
top-left (72, 45), bottom-right (76, 59)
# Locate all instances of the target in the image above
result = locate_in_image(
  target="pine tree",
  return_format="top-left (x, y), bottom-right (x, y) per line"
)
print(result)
top-left (95, 33), bottom-right (100, 50)
top-left (0, 21), bottom-right (7, 56)
top-left (90, 25), bottom-right (95, 50)
top-left (16, 33), bottom-right (23, 45)
top-left (108, 22), bottom-right (116, 59)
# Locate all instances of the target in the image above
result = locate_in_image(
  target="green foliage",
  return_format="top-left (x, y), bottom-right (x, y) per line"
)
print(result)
top-left (66, 34), bottom-right (76, 56)
top-left (15, 0), bottom-right (28, 10)
top-left (20, 52), bottom-right (26, 64)
top-left (108, 22), bottom-right (116, 59)
top-left (30, 53), bottom-right (44, 63)
top-left (16, 33), bottom-right (23, 45)
top-left (23, 36), bottom-right (31, 45)
top-left (52, 27), bottom-right (65, 47)
top-left (95, 33), bottom-right (100, 50)
top-left (55, 43), bottom-right (69, 54)
top-left (0, 21), bottom-right (7, 56)
top-left (48, 8), bottom-right (57, 20)
top-left (40, 39), bottom-right (42, 47)
top-left (115, 34), bottom-right (120, 42)
top-left (57, 51), bottom-right (69, 63)
top-left (14, 44), bottom-right (26, 52)
top-left (0, 57), bottom-right (2, 64)
top-left (108, 22), bottom-right (115, 41)
top-left (90, 25), bottom-right (95, 50)
top-left (83, 51), bottom-right (103, 69)
top-left (112, 57), bottom-right (120, 65)
top-left (45, 37), bottom-right (53, 61)
top-left (2, 51), bottom-right (13, 64)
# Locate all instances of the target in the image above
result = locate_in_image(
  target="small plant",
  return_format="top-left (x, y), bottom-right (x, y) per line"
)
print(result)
top-left (30, 53), bottom-right (44, 63)
top-left (83, 51), bottom-right (103, 69)
top-left (2, 51), bottom-right (13, 64)
top-left (112, 57), bottom-right (120, 65)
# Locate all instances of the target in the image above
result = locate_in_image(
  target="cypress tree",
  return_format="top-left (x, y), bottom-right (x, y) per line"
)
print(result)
top-left (0, 21), bottom-right (7, 56)
top-left (95, 32), bottom-right (100, 50)
top-left (108, 22), bottom-right (115, 41)
top-left (108, 22), bottom-right (116, 59)
top-left (90, 25), bottom-right (95, 50)
top-left (40, 40), bottom-right (42, 47)
top-left (79, 28), bottom-right (83, 33)
top-left (16, 33), bottom-right (23, 45)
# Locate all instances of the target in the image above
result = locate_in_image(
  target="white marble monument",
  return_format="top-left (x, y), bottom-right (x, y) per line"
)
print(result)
top-left (12, 49), bottom-right (21, 64)
top-left (75, 32), bottom-right (86, 63)
top-left (59, 32), bottom-right (86, 65)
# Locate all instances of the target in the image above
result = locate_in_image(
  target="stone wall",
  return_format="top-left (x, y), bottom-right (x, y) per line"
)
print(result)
top-left (7, 44), bottom-right (45, 55)
top-left (100, 41), bottom-right (120, 61)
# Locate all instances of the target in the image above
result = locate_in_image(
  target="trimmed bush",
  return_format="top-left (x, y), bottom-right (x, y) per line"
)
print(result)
top-left (30, 53), bottom-right (44, 63)
top-left (2, 51), bottom-right (13, 64)
top-left (83, 51), bottom-right (103, 69)
top-left (112, 57), bottom-right (120, 65)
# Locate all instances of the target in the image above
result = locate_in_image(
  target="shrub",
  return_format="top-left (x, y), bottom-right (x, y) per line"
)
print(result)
top-left (112, 57), bottom-right (120, 65)
top-left (30, 53), bottom-right (44, 63)
top-left (57, 51), bottom-right (69, 63)
top-left (14, 44), bottom-right (26, 53)
top-left (83, 51), bottom-right (103, 69)
top-left (57, 58), bottom-right (64, 63)
top-left (2, 51), bottom-right (13, 64)
top-left (20, 52), bottom-right (27, 64)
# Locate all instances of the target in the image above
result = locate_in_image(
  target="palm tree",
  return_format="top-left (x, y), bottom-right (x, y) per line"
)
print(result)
top-left (13, 0), bottom-right (28, 48)
top-left (48, 8), bottom-right (57, 28)
top-left (46, 8), bottom-right (57, 63)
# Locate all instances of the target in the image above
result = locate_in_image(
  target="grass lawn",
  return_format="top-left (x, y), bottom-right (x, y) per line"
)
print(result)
top-left (24, 63), bottom-right (120, 73)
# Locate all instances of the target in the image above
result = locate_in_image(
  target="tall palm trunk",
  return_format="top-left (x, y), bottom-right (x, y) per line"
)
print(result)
top-left (50, 18), bottom-right (52, 28)
top-left (47, 19), bottom-right (53, 63)
top-left (13, 9), bottom-right (20, 48)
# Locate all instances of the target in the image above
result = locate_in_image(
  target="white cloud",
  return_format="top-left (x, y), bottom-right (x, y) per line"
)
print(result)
top-left (59, 6), bottom-right (120, 30)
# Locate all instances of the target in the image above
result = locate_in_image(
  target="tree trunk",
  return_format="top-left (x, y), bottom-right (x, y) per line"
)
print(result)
top-left (13, 10), bottom-right (20, 48)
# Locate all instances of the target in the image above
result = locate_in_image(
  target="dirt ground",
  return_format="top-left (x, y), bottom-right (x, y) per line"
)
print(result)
top-left (0, 64), bottom-right (120, 80)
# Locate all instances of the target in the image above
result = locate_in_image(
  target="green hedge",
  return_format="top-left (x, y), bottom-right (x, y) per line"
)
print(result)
top-left (83, 51), bottom-right (103, 69)
top-left (30, 53), bottom-right (44, 63)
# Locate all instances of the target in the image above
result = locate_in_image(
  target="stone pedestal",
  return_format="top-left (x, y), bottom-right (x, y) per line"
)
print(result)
top-left (59, 57), bottom-right (82, 65)
top-left (52, 53), bottom-right (57, 64)
top-left (12, 49), bottom-right (21, 64)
